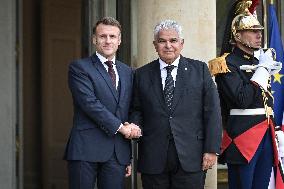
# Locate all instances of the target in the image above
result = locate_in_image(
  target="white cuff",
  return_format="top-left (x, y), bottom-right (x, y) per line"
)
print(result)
top-left (250, 67), bottom-right (270, 91)
top-left (115, 123), bottom-right (123, 134)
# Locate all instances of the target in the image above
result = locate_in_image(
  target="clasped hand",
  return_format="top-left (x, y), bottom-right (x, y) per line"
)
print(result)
top-left (118, 122), bottom-right (142, 139)
top-left (202, 153), bottom-right (217, 171)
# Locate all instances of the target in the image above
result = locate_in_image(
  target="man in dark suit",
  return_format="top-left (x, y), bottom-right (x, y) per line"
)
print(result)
top-left (130, 20), bottom-right (222, 189)
top-left (64, 17), bottom-right (141, 189)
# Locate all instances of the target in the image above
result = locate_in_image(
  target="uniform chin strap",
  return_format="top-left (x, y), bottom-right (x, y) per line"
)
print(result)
top-left (235, 37), bottom-right (261, 51)
top-left (240, 40), bottom-right (261, 51)
top-left (242, 42), bottom-right (260, 51)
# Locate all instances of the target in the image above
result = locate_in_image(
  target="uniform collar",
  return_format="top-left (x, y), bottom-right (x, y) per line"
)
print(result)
top-left (233, 47), bottom-right (255, 62)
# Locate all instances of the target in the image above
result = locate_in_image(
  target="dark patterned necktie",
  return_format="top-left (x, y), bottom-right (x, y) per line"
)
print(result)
top-left (105, 61), bottom-right (116, 87)
top-left (164, 65), bottom-right (175, 110)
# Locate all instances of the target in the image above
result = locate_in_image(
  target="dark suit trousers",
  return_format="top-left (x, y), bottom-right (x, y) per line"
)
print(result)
top-left (67, 153), bottom-right (126, 189)
top-left (141, 139), bottom-right (206, 189)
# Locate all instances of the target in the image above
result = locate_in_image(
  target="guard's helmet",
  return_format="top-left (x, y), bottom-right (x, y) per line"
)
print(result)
top-left (231, 12), bottom-right (264, 38)
top-left (220, 0), bottom-right (263, 55)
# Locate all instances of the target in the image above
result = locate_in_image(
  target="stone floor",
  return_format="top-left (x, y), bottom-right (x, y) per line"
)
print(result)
top-left (218, 183), bottom-right (228, 189)
top-left (217, 168), bottom-right (228, 189)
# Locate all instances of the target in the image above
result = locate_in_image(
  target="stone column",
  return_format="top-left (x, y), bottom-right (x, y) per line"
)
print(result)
top-left (134, 0), bottom-right (216, 67)
top-left (0, 0), bottom-right (17, 188)
top-left (132, 1), bottom-right (217, 188)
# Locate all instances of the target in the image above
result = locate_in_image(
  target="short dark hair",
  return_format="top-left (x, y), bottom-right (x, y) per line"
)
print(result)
top-left (93, 17), bottom-right (122, 34)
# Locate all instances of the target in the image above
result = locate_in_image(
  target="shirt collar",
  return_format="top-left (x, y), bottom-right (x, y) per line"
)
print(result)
top-left (159, 56), bottom-right (180, 70)
top-left (96, 51), bottom-right (116, 65)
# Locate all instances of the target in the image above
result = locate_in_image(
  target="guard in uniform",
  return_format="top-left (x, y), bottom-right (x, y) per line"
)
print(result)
top-left (209, 0), bottom-right (282, 188)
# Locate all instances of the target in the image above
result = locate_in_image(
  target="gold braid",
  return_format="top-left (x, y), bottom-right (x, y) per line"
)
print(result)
top-left (261, 89), bottom-right (270, 124)
top-left (261, 77), bottom-right (274, 125)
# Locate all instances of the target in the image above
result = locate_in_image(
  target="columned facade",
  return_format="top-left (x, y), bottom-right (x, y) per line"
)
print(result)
top-left (1, 0), bottom-right (284, 188)
top-left (0, 0), bottom-right (17, 188)
top-left (134, 0), bottom-right (216, 67)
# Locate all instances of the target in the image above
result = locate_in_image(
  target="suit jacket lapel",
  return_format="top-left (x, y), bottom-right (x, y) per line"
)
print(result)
top-left (149, 60), bottom-right (169, 112)
top-left (91, 55), bottom-right (119, 102)
top-left (116, 62), bottom-right (126, 102)
top-left (171, 56), bottom-right (190, 112)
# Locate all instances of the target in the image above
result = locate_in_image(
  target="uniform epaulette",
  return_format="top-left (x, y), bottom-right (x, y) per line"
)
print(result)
top-left (208, 53), bottom-right (231, 76)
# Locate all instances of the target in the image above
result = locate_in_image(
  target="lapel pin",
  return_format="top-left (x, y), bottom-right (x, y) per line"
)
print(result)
top-left (185, 68), bottom-right (187, 71)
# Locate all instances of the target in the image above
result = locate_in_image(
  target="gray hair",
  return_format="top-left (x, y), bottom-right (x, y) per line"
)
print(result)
top-left (154, 20), bottom-right (183, 40)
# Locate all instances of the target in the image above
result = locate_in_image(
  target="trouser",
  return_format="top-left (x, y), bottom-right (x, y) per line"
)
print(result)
top-left (141, 139), bottom-right (206, 189)
top-left (67, 153), bottom-right (126, 189)
top-left (228, 131), bottom-right (273, 189)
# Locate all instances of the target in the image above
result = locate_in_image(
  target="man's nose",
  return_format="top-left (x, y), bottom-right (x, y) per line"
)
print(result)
top-left (165, 41), bottom-right (171, 48)
top-left (105, 36), bottom-right (111, 43)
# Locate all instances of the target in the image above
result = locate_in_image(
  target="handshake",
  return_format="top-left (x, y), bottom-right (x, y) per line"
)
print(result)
top-left (118, 122), bottom-right (142, 139)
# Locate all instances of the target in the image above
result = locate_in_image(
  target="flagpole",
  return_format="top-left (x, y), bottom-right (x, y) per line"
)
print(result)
top-left (263, 0), bottom-right (268, 48)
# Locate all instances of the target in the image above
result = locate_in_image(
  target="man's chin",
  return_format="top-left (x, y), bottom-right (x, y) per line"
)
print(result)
top-left (161, 55), bottom-right (175, 61)
top-left (162, 58), bottom-right (175, 64)
top-left (253, 43), bottom-right (262, 49)
top-left (102, 51), bottom-right (115, 57)
top-left (252, 46), bottom-right (262, 50)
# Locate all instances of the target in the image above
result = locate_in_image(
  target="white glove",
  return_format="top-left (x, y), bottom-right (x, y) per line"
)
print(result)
top-left (258, 49), bottom-right (282, 75)
top-left (250, 49), bottom-right (282, 90)
top-left (276, 130), bottom-right (284, 158)
top-left (241, 49), bottom-right (282, 73)
top-left (270, 62), bottom-right (282, 75)
top-left (250, 66), bottom-right (270, 90)
top-left (254, 48), bottom-right (274, 60)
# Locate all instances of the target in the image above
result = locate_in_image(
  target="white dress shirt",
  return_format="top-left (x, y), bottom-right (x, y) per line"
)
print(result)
top-left (159, 56), bottom-right (180, 89)
top-left (96, 52), bottom-right (119, 89)
top-left (96, 52), bottom-right (123, 133)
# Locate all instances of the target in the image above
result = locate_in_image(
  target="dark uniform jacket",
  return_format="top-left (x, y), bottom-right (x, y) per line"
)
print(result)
top-left (215, 47), bottom-right (275, 164)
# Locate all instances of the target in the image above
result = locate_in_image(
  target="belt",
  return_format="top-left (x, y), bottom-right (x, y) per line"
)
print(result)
top-left (230, 108), bottom-right (273, 116)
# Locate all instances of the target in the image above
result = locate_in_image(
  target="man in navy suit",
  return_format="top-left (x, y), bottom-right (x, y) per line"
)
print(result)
top-left (64, 17), bottom-right (141, 189)
top-left (130, 20), bottom-right (222, 189)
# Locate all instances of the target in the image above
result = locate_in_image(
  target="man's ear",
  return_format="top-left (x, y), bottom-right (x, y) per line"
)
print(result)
top-left (233, 32), bottom-right (242, 43)
top-left (118, 34), bottom-right (122, 45)
top-left (153, 41), bottom-right (158, 52)
top-left (92, 35), bottom-right (96, 45)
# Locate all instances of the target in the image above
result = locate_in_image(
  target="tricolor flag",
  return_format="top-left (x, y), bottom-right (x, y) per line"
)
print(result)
top-left (269, 3), bottom-right (284, 128)
top-left (268, 2), bottom-right (284, 188)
